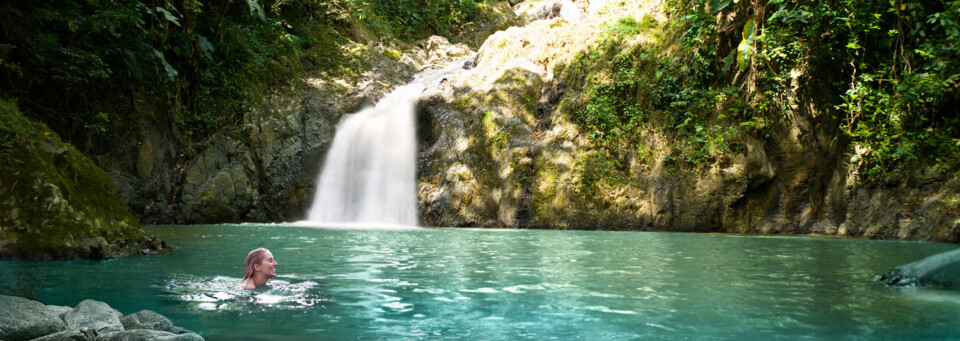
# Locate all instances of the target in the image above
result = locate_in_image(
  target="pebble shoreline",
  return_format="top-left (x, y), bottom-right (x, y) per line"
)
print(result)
top-left (0, 295), bottom-right (203, 341)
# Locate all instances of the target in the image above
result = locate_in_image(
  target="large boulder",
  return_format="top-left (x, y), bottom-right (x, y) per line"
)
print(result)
top-left (62, 300), bottom-right (124, 336)
top-left (878, 249), bottom-right (960, 287)
top-left (0, 100), bottom-right (169, 260)
top-left (30, 328), bottom-right (95, 341)
top-left (0, 295), bottom-right (66, 341)
top-left (120, 310), bottom-right (175, 333)
top-left (46, 305), bottom-right (74, 318)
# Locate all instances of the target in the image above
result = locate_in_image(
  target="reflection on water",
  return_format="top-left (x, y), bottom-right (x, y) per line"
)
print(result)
top-left (1, 225), bottom-right (958, 341)
top-left (164, 275), bottom-right (327, 311)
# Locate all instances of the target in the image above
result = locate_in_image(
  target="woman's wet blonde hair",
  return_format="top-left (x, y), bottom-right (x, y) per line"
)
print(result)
top-left (243, 248), bottom-right (270, 282)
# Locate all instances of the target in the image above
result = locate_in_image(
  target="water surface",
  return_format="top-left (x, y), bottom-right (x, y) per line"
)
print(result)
top-left (1, 225), bottom-right (957, 340)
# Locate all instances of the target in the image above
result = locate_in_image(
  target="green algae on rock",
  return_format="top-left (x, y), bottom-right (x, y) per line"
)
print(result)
top-left (0, 100), bottom-right (169, 260)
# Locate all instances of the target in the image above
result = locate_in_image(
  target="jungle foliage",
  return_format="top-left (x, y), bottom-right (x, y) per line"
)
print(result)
top-left (575, 0), bottom-right (959, 179)
top-left (0, 0), bottom-right (492, 151)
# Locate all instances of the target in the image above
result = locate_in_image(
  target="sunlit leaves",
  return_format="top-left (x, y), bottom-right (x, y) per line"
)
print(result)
top-left (736, 19), bottom-right (755, 71)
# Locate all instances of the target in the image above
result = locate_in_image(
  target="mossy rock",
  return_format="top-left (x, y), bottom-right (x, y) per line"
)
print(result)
top-left (0, 99), bottom-right (169, 260)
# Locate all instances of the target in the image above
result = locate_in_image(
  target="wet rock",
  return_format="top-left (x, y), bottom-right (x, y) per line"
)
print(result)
top-left (3, 296), bottom-right (203, 341)
top-left (63, 300), bottom-right (123, 336)
top-left (96, 329), bottom-right (204, 341)
top-left (0, 295), bottom-right (66, 341)
top-left (878, 249), bottom-right (960, 287)
top-left (46, 304), bottom-right (74, 319)
top-left (30, 328), bottom-right (95, 341)
top-left (79, 237), bottom-right (110, 260)
top-left (120, 310), bottom-right (176, 333)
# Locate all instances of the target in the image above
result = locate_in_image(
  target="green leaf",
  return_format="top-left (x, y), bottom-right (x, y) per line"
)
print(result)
top-left (152, 48), bottom-right (178, 81)
top-left (710, 0), bottom-right (732, 12)
top-left (742, 19), bottom-right (756, 41)
top-left (737, 19), bottom-right (756, 71)
top-left (722, 49), bottom-right (736, 73)
top-left (155, 7), bottom-right (180, 26)
top-left (122, 49), bottom-right (143, 80)
top-left (246, 0), bottom-right (265, 20)
top-left (196, 34), bottom-right (214, 60)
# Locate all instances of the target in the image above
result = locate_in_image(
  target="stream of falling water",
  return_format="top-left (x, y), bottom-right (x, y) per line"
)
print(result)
top-left (301, 56), bottom-right (473, 228)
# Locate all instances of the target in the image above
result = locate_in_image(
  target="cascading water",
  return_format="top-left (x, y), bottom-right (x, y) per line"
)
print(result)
top-left (301, 56), bottom-right (473, 228)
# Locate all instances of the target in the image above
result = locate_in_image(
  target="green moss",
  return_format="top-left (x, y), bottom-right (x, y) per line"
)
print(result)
top-left (0, 99), bottom-right (154, 260)
top-left (574, 152), bottom-right (627, 191)
top-left (492, 132), bottom-right (509, 154)
top-left (384, 48), bottom-right (403, 60)
top-left (533, 163), bottom-right (559, 214)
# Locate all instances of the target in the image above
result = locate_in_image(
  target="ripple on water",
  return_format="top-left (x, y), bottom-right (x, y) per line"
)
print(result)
top-left (164, 275), bottom-right (328, 311)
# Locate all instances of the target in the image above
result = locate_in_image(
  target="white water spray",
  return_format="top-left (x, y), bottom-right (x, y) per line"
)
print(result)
top-left (301, 56), bottom-right (472, 228)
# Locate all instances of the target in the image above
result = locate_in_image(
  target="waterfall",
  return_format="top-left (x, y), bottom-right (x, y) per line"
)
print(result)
top-left (301, 56), bottom-right (472, 228)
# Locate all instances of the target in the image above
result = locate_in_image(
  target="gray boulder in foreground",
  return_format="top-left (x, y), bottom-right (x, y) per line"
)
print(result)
top-left (120, 310), bottom-right (176, 333)
top-left (63, 300), bottom-right (124, 336)
top-left (46, 305), bottom-right (75, 320)
top-left (30, 328), bottom-right (94, 341)
top-left (0, 295), bottom-right (67, 340)
top-left (879, 249), bottom-right (960, 287)
top-left (96, 329), bottom-right (204, 341)
top-left (0, 295), bottom-right (203, 340)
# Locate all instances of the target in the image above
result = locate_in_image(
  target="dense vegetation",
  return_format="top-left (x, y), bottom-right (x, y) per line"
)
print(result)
top-left (572, 0), bottom-right (959, 180)
top-left (0, 0), bottom-right (493, 153)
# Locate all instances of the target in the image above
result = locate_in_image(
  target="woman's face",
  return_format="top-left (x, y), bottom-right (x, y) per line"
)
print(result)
top-left (256, 251), bottom-right (278, 278)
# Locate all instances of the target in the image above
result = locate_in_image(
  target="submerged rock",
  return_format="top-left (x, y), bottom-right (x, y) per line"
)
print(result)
top-left (0, 295), bottom-right (66, 341)
top-left (878, 249), bottom-right (960, 287)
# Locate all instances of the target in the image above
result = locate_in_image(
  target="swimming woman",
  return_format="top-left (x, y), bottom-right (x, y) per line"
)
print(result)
top-left (241, 247), bottom-right (278, 289)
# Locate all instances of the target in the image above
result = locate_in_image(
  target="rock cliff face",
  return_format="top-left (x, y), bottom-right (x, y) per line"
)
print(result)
top-left (95, 0), bottom-right (957, 243)
top-left (415, 0), bottom-right (959, 242)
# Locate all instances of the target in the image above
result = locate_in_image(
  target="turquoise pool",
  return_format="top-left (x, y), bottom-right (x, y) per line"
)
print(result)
top-left (1, 225), bottom-right (958, 340)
